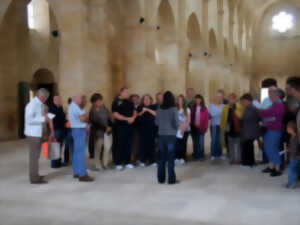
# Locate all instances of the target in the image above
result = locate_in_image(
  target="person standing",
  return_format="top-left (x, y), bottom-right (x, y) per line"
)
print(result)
top-left (137, 94), bottom-right (157, 167)
top-left (112, 87), bottom-right (137, 171)
top-left (220, 94), bottom-right (244, 164)
top-left (190, 94), bottom-right (210, 160)
top-left (175, 95), bottom-right (191, 164)
top-left (240, 94), bottom-right (261, 167)
top-left (68, 95), bottom-right (94, 182)
top-left (130, 94), bottom-right (141, 164)
top-left (155, 91), bottom-right (180, 184)
top-left (260, 88), bottom-right (285, 177)
top-left (89, 93), bottom-right (112, 170)
top-left (25, 88), bottom-right (54, 184)
top-left (49, 96), bottom-right (67, 169)
top-left (209, 94), bottom-right (225, 160)
top-left (64, 97), bottom-right (73, 165)
top-left (285, 121), bottom-right (300, 189)
top-left (185, 88), bottom-right (196, 107)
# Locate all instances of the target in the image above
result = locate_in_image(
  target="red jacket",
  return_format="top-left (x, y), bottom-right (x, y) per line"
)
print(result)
top-left (190, 106), bottom-right (210, 134)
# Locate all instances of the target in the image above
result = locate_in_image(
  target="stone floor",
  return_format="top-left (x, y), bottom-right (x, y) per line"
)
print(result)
top-left (0, 140), bottom-right (300, 225)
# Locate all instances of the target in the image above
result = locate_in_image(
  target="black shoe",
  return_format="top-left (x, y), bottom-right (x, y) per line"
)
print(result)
top-left (73, 174), bottom-right (79, 179)
top-left (262, 167), bottom-right (274, 173)
top-left (31, 180), bottom-right (48, 184)
top-left (270, 171), bottom-right (282, 177)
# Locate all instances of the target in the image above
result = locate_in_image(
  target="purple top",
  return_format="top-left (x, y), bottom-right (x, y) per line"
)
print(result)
top-left (260, 101), bottom-right (285, 131)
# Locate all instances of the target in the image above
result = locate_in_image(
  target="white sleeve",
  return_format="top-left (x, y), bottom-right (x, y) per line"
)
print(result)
top-left (187, 108), bottom-right (191, 115)
top-left (25, 104), bottom-right (45, 125)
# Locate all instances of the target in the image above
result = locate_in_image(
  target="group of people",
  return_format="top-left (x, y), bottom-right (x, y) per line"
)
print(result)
top-left (25, 77), bottom-right (300, 188)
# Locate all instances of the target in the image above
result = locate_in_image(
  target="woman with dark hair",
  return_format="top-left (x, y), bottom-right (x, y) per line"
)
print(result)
top-left (155, 91), bottom-right (180, 184)
top-left (240, 94), bottom-right (260, 167)
top-left (175, 95), bottom-right (191, 164)
top-left (137, 94), bottom-right (157, 167)
top-left (190, 94), bottom-right (210, 160)
top-left (89, 93), bottom-right (112, 170)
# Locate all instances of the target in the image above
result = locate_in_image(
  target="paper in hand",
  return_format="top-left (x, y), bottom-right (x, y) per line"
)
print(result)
top-left (47, 113), bottom-right (56, 120)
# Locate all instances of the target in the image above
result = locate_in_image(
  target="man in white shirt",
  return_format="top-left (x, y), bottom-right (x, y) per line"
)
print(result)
top-left (68, 95), bottom-right (94, 182)
top-left (25, 88), bottom-right (54, 184)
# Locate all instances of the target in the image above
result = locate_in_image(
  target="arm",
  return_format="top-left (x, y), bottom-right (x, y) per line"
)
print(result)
top-left (145, 108), bottom-right (156, 116)
top-left (79, 112), bottom-right (88, 122)
top-left (173, 109), bottom-right (180, 130)
top-left (113, 112), bottom-right (129, 122)
top-left (260, 104), bottom-right (282, 118)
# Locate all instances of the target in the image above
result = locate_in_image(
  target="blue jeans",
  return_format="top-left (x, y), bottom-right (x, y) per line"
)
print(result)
top-left (264, 130), bottom-right (282, 166)
top-left (71, 128), bottom-right (87, 177)
top-left (191, 130), bottom-right (205, 159)
top-left (158, 135), bottom-right (176, 184)
top-left (51, 129), bottom-right (66, 168)
top-left (210, 125), bottom-right (222, 157)
top-left (288, 158), bottom-right (300, 186)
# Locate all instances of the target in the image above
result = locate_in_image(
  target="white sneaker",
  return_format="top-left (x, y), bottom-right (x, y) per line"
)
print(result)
top-left (175, 159), bottom-right (180, 165)
top-left (150, 163), bottom-right (158, 167)
top-left (210, 156), bottom-right (216, 161)
top-left (125, 164), bottom-right (135, 169)
top-left (220, 156), bottom-right (226, 160)
top-left (180, 159), bottom-right (186, 165)
top-left (115, 165), bottom-right (123, 171)
top-left (139, 162), bottom-right (146, 167)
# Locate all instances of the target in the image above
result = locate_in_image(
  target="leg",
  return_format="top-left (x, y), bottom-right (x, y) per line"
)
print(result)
top-left (199, 133), bottom-right (205, 159)
top-left (94, 137), bottom-right (104, 169)
top-left (28, 137), bottom-right (42, 182)
top-left (51, 130), bottom-right (64, 168)
top-left (181, 132), bottom-right (189, 160)
top-left (148, 131), bottom-right (156, 164)
top-left (235, 137), bottom-right (241, 164)
top-left (114, 126), bottom-right (124, 166)
top-left (228, 137), bottom-right (234, 163)
top-left (215, 126), bottom-right (223, 157)
top-left (124, 126), bottom-right (133, 165)
top-left (77, 129), bottom-right (87, 177)
top-left (139, 129), bottom-right (148, 164)
top-left (64, 130), bottom-right (73, 164)
top-left (288, 158), bottom-right (297, 186)
top-left (175, 138), bottom-right (183, 160)
top-left (157, 136), bottom-right (167, 183)
top-left (210, 126), bottom-right (216, 157)
top-left (167, 136), bottom-right (177, 184)
top-left (191, 130), bottom-right (199, 159)
top-left (103, 134), bottom-right (113, 168)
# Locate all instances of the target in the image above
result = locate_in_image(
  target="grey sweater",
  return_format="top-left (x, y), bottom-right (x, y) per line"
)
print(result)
top-left (155, 107), bottom-right (179, 136)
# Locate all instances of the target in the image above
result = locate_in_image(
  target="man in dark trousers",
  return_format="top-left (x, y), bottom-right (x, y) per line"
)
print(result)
top-left (49, 96), bottom-right (68, 168)
top-left (112, 87), bottom-right (137, 171)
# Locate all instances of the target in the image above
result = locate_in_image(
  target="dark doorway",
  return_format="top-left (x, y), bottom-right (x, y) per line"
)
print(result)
top-left (18, 82), bottom-right (30, 138)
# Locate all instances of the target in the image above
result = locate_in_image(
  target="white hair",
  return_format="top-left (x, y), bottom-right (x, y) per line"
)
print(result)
top-left (37, 88), bottom-right (49, 99)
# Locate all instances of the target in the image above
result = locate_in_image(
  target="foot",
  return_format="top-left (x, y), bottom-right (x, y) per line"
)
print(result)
top-left (60, 162), bottom-right (68, 167)
top-left (31, 180), bottom-right (48, 184)
top-left (262, 167), bottom-right (274, 173)
top-left (270, 170), bottom-right (282, 177)
top-left (139, 162), bottom-right (146, 167)
top-left (125, 164), bottom-right (135, 169)
top-left (175, 159), bottom-right (180, 165)
top-left (79, 175), bottom-right (94, 182)
top-left (285, 183), bottom-right (296, 189)
top-left (73, 174), bottom-right (79, 179)
top-left (210, 156), bottom-right (216, 161)
top-left (179, 159), bottom-right (186, 165)
top-left (150, 163), bottom-right (158, 167)
top-left (115, 165), bottom-right (124, 171)
top-left (219, 156), bottom-right (226, 160)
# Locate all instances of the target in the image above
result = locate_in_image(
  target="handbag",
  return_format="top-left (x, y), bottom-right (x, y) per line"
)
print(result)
top-left (42, 138), bottom-right (61, 160)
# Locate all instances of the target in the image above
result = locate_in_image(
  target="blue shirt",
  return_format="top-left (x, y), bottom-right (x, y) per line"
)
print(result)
top-left (209, 104), bottom-right (224, 126)
top-left (68, 102), bottom-right (87, 128)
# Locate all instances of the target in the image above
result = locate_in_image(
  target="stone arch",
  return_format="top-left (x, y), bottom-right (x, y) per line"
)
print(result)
top-left (158, 0), bottom-right (175, 34)
top-left (209, 29), bottom-right (218, 53)
top-left (31, 68), bottom-right (55, 89)
top-left (187, 13), bottom-right (201, 50)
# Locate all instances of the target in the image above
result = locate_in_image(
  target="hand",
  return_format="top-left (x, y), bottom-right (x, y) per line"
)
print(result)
top-left (127, 117), bottom-right (135, 124)
top-left (45, 115), bottom-right (51, 123)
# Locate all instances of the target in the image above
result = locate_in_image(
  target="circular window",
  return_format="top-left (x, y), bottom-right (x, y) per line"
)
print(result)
top-left (272, 11), bottom-right (294, 33)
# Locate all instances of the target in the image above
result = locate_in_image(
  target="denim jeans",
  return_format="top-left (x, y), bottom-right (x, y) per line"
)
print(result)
top-left (51, 129), bottom-right (66, 168)
top-left (71, 128), bottom-right (87, 177)
top-left (264, 130), bottom-right (283, 166)
top-left (288, 158), bottom-right (300, 186)
top-left (191, 130), bottom-right (205, 159)
top-left (157, 135), bottom-right (176, 184)
top-left (210, 125), bottom-right (222, 157)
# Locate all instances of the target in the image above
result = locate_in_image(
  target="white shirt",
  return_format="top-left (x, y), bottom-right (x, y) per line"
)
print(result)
top-left (176, 108), bottom-right (191, 138)
top-left (24, 97), bottom-right (46, 138)
top-left (68, 102), bottom-right (87, 128)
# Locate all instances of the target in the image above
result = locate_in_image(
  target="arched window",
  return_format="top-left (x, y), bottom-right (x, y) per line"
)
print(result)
top-left (27, 2), bottom-right (35, 29)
